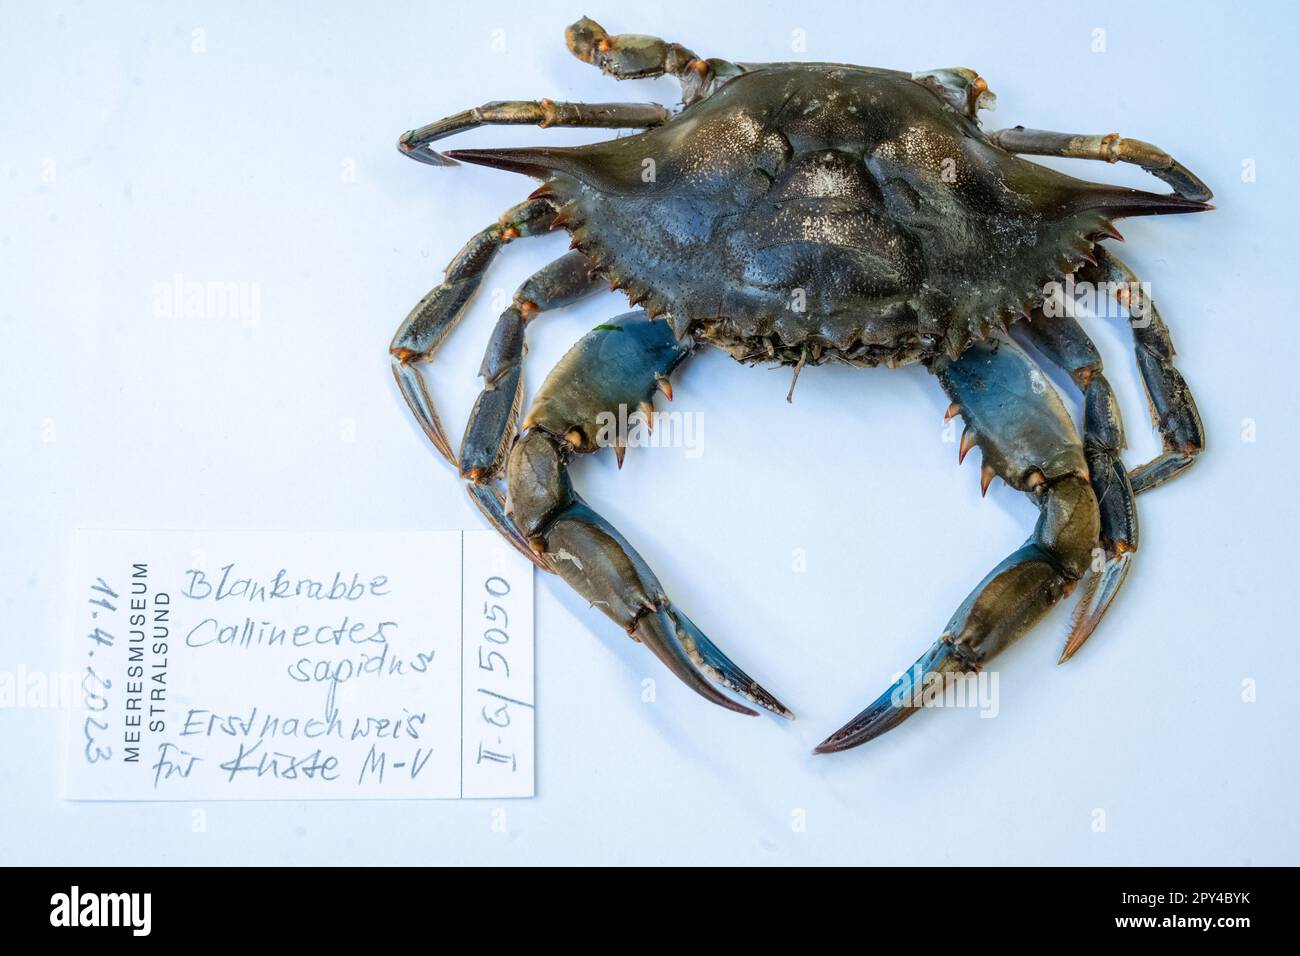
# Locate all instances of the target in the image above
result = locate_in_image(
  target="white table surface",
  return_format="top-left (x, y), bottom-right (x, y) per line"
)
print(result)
top-left (2, 0), bottom-right (1296, 864)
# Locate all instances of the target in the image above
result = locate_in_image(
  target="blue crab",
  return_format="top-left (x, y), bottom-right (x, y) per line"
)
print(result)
top-left (390, 17), bottom-right (1210, 753)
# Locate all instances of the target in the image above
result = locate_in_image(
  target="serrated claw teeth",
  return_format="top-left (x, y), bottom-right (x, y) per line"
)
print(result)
top-left (671, 609), bottom-right (794, 719)
top-left (945, 401), bottom-right (961, 422)
top-left (981, 463), bottom-right (995, 496)
top-left (1059, 549), bottom-right (1134, 662)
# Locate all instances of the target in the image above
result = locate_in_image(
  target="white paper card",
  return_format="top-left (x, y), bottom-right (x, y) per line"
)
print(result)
top-left (62, 529), bottom-right (534, 800)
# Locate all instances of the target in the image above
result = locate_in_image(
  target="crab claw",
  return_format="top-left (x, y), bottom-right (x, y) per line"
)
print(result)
top-left (817, 342), bottom-right (1102, 754)
top-left (632, 605), bottom-right (761, 717)
top-left (504, 314), bottom-right (794, 721)
top-left (1059, 547), bottom-right (1134, 663)
top-left (633, 601), bottom-right (794, 718)
top-left (673, 608), bottom-right (793, 718)
top-left (546, 499), bottom-right (793, 719)
top-left (814, 639), bottom-right (965, 753)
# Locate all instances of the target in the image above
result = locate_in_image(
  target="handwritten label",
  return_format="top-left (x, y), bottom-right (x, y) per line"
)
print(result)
top-left (62, 530), bottom-right (534, 800)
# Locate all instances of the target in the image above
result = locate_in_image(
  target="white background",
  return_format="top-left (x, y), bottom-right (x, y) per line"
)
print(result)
top-left (3, 0), bottom-right (1297, 864)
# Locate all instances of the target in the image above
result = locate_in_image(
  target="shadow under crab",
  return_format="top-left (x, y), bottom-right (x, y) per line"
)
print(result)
top-left (390, 16), bottom-right (1210, 754)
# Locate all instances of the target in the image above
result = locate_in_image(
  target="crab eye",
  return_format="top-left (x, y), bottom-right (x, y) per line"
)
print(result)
top-left (912, 67), bottom-right (997, 118)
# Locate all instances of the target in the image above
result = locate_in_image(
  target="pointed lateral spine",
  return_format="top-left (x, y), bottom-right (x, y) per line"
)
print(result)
top-left (980, 462), bottom-right (995, 496)
top-left (958, 426), bottom-right (977, 463)
top-left (549, 199), bottom-right (584, 233)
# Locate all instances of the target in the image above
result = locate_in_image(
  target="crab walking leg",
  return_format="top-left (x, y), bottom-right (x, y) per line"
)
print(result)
top-left (564, 16), bottom-right (738, 106)
top-left (389, 198), bottom-right (555, 465)
top-left (816, 341), bottom-right (1100, 753)
top-left (454, 252), bottom-right (607, 570)
top-left (458, 250), bottom-right (604, 482)
top-left (1078, 247), bottom-right (1206, 495)
top-left (987, 127), bottom-right (1213, 203)
top-left (505, 312), bottom-right (793, 718)
top-left (398, 100), bottom-right (670, 167)
top-left (1013, 314), bottom-right (1138, 662)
